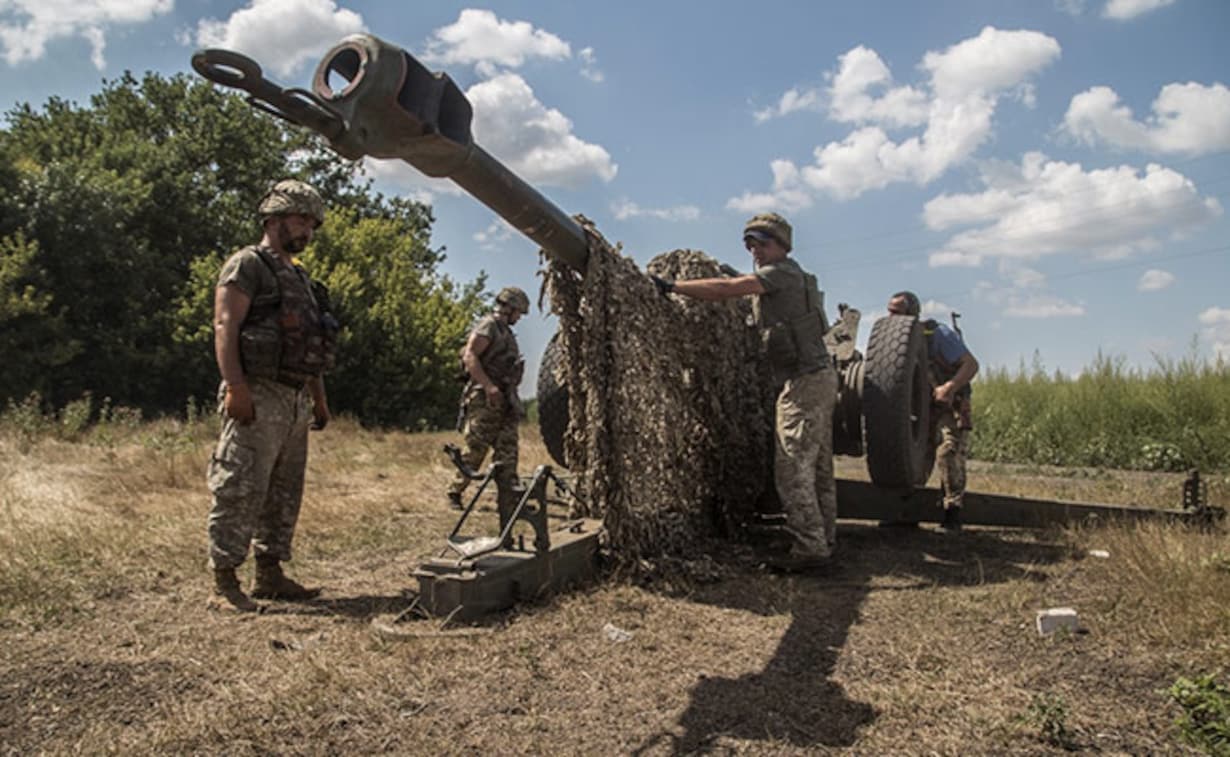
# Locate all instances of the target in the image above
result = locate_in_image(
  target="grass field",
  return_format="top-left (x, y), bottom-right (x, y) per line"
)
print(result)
top-left (2, 416), bottom-right (1228, 754)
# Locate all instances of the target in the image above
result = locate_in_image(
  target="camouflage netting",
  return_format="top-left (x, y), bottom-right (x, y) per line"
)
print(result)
top-left (543, 218), bottom-right (775, 577)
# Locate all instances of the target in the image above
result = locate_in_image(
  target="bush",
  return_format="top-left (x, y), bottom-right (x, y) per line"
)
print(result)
top-left (1166, 672), bottom-right (1230, 754)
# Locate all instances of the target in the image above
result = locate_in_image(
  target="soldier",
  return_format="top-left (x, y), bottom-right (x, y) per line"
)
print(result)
top-left (447, 287), bottom-right (529, 523)
top-left (887, 291), bottom-right (979, 532)
top-left (651, 213), bottom-right (838, 571)
top-left (206, 179), bottom-right (337, 611)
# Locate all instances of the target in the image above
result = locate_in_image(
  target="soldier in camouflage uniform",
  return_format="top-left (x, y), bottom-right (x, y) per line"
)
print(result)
top-left (206, 179), bottom-right (337, 611)
top-left (447, 287), bottom-right (529, 525)
top-left (888, 291), bottom-right (979, 533)
top-left (651, 213), bottom-right (838, 572)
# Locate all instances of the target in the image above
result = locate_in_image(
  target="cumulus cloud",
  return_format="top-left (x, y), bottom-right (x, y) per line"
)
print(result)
top-left (578, 46), bottom-right (604, 83)
top-left (726, 159), bottom-right (814, 214)
top-left (1003, 295), bottom-right (1086, 318)
top-left (1103, 0), bottom-right (1177, 20)
top-left (754, 86), bottom-right (823, 124)
top-left (611, 199), bottom-right (700, 222)
top-left (422, 8), bottom-right (569, 69)
top-left (923, 152), bottom-right (1222, 266)
top-left (0, 0), bottom-right (171, 68)
top-left (1062, 82), bottom-right (1230, 155)
top-left (473, 218), bottom-right (515, 250)
top-left (468, 72), bottom-right (616, 188)
top-left (1199, 306), bottom-right (1230, 359)
top-left (827, 46), bottom-right (929, 128)
top-left (730, 27), bottom-right (1060, 207)
top-left (1137, 269), bottom-right (1175, 291)
top-left (193, 0), bottom-right (364, 78)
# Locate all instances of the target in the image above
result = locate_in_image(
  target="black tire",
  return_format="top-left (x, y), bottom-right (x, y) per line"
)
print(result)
top-left (536, 332), bottom-right (570, 468)
top-left (863, 314), bottom-right (934, 488)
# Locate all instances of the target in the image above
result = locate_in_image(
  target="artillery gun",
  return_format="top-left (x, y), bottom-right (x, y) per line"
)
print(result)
top-left (192, 33), bottom-right (1223, 617)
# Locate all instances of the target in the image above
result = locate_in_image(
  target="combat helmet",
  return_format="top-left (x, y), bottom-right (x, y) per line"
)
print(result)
top-left (495, 286), bottom-right (530, 314)
top-left (259, 179), bottom-right (325, 228)
top-left (743, 212), bottom-right (793, 252)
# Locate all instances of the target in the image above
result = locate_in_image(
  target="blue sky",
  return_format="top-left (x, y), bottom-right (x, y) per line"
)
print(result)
top-left (3, 0), bottom-right (1229, 388)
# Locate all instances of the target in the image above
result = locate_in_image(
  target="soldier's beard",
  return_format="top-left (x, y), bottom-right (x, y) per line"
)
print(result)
top-left (285, 235), bottom-right (309, 253)
top-left (277, 220), bottom-right (310, 253)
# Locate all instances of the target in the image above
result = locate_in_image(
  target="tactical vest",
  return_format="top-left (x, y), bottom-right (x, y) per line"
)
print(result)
top-left (238, 246), bottom-right (339, 387)
top-left (922, 319), bottom-right (971, 400)
top-left (477, 317), bottom-right (524, 389)
top-left (754, 268), bottom-right (830, 381)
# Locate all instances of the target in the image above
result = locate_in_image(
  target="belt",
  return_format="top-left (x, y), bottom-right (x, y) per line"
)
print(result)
top-left (274, 373), bottom-right (310, 390)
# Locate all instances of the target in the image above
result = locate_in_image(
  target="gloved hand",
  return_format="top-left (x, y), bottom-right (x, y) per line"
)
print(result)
top-left (649, 274), bottom-right (675, 297)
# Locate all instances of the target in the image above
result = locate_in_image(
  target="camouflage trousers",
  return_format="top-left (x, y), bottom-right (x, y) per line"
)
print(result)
top-left (934, 408), bottom-right (969, 509)
top-left (206, 378), bottom-right (312, 569)
top-left (774, 368), bottom-right (839, 559)
top-left (448, 384), bottom-right (520, 497)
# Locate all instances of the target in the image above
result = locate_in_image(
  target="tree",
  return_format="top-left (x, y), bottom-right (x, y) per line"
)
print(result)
top-left (0, 72), bottom-right (487, 426)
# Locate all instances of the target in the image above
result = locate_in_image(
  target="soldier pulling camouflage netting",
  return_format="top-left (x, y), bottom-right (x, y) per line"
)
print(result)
top-left (543, 217), bottom-right (775, 577)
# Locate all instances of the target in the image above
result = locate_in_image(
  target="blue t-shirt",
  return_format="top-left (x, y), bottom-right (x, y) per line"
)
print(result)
top-left (928, 322), bottom-right (968, 365)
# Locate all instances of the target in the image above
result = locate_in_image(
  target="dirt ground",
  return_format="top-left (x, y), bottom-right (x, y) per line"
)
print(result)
top-left (1, 425), bottom-right (1227, 755)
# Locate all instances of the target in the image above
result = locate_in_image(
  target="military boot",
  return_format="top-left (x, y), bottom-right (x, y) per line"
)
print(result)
top-left (252, 556), bottom-right (321, 600)
top-left (212, 567), bottom-right (260, 612)
top-left (939, 506), bottom-right (963, 534)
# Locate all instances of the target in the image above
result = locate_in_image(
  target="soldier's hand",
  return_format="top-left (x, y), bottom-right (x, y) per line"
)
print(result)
top-left (224, 382), bottom-right (255, 424)
top-left (484, 384), bottom-right (503, 408)
top-left (649, 274), bottom-right (675, 297)
top-left (933, 381), bottom-right (955, 405)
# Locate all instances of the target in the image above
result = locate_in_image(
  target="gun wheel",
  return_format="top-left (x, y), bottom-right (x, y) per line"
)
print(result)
top-left (862, 314), bottom-right (935, 488)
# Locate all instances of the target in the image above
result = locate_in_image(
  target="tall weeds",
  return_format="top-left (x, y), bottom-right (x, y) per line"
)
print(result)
top-left (974, 352), bottom-right (1230, 472)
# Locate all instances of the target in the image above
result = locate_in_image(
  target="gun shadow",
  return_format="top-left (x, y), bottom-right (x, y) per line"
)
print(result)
top-left (634, 522), bottom-right (1068, 755)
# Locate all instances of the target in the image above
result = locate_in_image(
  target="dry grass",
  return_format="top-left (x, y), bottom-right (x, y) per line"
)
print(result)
top-left (1, 420), bottom-right (1227, 754)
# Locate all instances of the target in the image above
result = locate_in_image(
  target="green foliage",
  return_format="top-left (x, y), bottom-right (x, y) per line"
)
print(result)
top-left (1026, 693), bottom-right (1077, 749)
top-left (972, 351), bottom-right (1230, 472)
top-left (1165, 673), bottom-right (1230, 754)
top-left (1, 71), bottom-right (487, 428)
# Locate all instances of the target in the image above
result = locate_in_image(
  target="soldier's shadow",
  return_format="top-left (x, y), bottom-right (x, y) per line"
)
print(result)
top-left (638, 522), bottom-right (1068, 754)
top-left (261, 593), bottom-right (411, 619)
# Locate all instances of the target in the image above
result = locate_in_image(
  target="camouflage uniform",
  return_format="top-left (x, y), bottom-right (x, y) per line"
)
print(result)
top-left (449, 313), bottom-right (523, 499)
top-left (925, 320), bottom-right (974, 510)
top-left (753, 246), bottom-right (837, 560)
top-left (206, 242), bottom-right (324, 569)
top-left (207, 377), bottom-right (312, 567)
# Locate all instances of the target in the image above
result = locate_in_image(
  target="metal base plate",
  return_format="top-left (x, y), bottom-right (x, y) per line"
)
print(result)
top-left (413, 518), bottom-right (605, 621)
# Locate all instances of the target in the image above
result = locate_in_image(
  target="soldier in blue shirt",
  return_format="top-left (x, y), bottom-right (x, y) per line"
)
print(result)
top-left (888, 291), bottom-right (979, 532)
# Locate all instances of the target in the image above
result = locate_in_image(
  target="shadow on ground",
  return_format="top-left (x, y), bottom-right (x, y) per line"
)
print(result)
top-left (636, 522), bottom-right (1070, 754)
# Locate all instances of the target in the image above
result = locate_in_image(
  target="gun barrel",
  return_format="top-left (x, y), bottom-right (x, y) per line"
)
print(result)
top-left (309, 34), bottom-right (590, 271)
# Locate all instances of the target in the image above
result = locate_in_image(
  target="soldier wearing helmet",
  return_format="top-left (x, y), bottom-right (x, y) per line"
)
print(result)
top-left (887, 290), bottom-right (979, 533)
top-left (447, 286), bottom-right (530, 520)
top-left (649, 212), bottom-right (838, 572)
top-left (206, 178), bottom-right (335, 611)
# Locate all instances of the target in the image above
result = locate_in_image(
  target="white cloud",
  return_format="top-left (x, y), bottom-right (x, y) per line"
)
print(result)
top-left (468, 72), bottom-right (616, 188)
top-left (0, 0), bottom-right (171, 68)
top-left (1003, 294), bottom-right (1086, 318)
top-left (473, 218), bottom-right (515, 249)
top-left (422, 9), bottom-right (569, 69)
top-left (726, 159), bottom-right (814, 214)
top-left (194, 0), bottom-right (364, 78)
top-left (1103, 0), bottom-right (1177, 20)
top-left (1137, 269), bottom-right (1175, 291)
top-left (611, 199), bottom-right (700, 222)
top-left (731, 27), bottom-right (1060, 205)
top-left (361, 158), bottom-right (458, 204)
top-left (754, 86), bottom-right (823, 124)
top-left (924, 152), bottom-right (1222, 266)
top-left (579, 46), bottom-right (604, 83)
top-left (1062, 82), bottom-right (1230, 155)
top-left (1198, 306), bottom-right (1230, 359)
top-left (920, 299), bottom-right (956, 319)
top-left (1055, 0), bottom-right (1088, 15)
